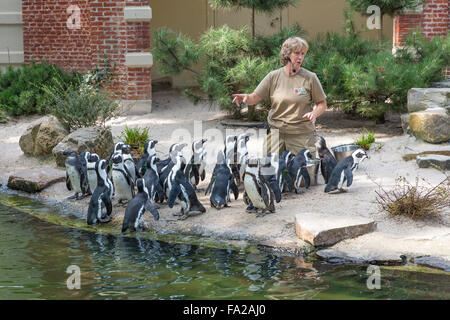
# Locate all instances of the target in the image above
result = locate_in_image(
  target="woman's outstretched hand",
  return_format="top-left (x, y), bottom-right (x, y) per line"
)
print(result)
top-left (302, 112), bottom-right (317, 124)
top-left (232, 94), bottom-right (248, 107)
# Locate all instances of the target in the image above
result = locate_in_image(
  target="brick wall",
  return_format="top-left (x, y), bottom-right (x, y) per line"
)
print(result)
top-left (393, 0), bottom-right (449, 46)
top-left (22, 0), bottom-right (152, 102)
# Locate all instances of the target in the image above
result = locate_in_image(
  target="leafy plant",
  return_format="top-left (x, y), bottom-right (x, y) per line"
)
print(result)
top-left (375, 174), bottom-right (449, 220)
top-left (119, 125), bottom-right (150, 151)
top-left (43, 78), bottom-right (119, 132)
top-left (355, 129), bottom-right (375, 150)
top-left (0, 62), bottom-right (81, 116)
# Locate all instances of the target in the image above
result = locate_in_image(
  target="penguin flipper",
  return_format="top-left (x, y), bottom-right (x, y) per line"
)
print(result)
top-left (200, 169), bottom-right (206, 181)
top-left (243, 191), bottom-right (250, 206)
top-left (145, 199), bottom-right (160, 220)
top-left (168, 183), bottom-right (182, 208)
top-left (66, 172), bottom-right (72, 191)
top-left (344, 166), bottom-right (353, 187)
top-left (301, 167), bottom-right (311, 189)
top-left (192, 164), bottom-right (200, 186)
top-left (205, 175), bottom-right (215, 196)
top-left (259, 182), bottom-right (271, 208)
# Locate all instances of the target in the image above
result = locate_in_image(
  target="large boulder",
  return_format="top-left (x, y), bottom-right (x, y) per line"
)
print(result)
top-left (52, 126), bottom-right (114, 167)
top-left (407, 88), bottom-right (450, 113)
top-left (7, 168), bottom-right (66, 193)
top-left (19, 116), bottom-right (68, 156)
top-left (409, 109), bottom-right (450, 144)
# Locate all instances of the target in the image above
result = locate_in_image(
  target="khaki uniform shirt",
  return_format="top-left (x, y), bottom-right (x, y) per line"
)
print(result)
top-left (254, 67), bottom-right (327, 134)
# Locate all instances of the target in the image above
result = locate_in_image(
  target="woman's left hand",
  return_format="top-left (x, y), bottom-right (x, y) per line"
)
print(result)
top-left (302, 112), bottom-right (316, 124)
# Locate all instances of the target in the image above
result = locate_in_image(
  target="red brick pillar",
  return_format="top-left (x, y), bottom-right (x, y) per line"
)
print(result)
top-left (22, 0), bottom-right (153, 113)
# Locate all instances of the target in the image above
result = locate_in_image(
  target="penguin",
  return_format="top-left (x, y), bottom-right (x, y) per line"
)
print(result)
top-left (121, 178), bottom-right (160, 233)
top-left (121, 144), bottom-right (136, 183)
top-left (277, 150), bottom-right (294, 193)
top-left (237, 133), bottom-right (253, 182)
top-left (61, 149), bottom-right (89, 200)
top-left (111, 153), bottom-right (135, 204)
top-left (167, 152), bottom-right (206, 220)
top-left (324, 148), bottom-right (368, 193)
top-left (142, 154), bottom-right (165, 203)
top-left (314, 134), bottom-right (337, 184)
top-left (288, 149), bottom-right (313, 194)
top-left (184, 138), bottom-right (207, 189)
top-left (243, 158), bottom-right (275, 217)
top-left (198, 148), bottom-right (207, 185)
top-left (160, 143), bottom-right (188, 197)
top-left (86, 152), bottom-right (100, 194)
top-left (205, 150), bottom-right (239, 209)
top-left (261, 153), bottom-right (282, 203)
top-left (224, 135), bottom-right (240, 185)
top-left (87, 159), bottom-right (114, 225)
top-left (136, 139), bottom-right (158, 177)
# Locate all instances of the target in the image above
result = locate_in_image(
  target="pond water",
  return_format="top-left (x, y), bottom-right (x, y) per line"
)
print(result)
top-left (0, 197), bottom-right (449, 300)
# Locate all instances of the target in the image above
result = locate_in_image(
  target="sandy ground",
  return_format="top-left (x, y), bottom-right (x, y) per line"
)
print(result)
top-left (0, 89), bottom-right (449, 266)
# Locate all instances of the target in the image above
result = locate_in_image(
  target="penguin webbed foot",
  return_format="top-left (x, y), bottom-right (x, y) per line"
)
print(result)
top-left (67, 193), bottom-right (78, 200)
top-left (256, 210), bottom-right (266, 218)
top-left (245, 204), bottom-right (258, 213)
top-left (177, 213), bottom-right (189, 221)
top-left (77, 193), bottom-right (89, 200)
top-left (99, 216), bottom-right (112, 223)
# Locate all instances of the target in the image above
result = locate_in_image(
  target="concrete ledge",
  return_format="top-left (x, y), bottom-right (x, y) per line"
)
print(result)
top-left (395, 5), bottom-right (423, 15)
top-left (119, 100), bottom-right (152, 115)
top-left (295, 213), bottom-right (376, 247)
top-left (0, 12), bottom-right (22, 24)
top-left (123, 6), bottom-right (152, 22)
top-left (0, 51), bottom-right (24, 64)
top-left (125, 52), bottom-right (153, 68)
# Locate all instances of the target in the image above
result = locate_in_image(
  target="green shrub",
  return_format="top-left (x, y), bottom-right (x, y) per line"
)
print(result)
top-left (0, 62), bottom-right (81, 116)
top-left (43, 79), bottom-right (119, 132)
top-left (119, 125), bottom-right (150, 151)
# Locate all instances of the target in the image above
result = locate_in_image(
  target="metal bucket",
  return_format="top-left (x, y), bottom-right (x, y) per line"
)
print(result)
top-left (300, 159), bottom-right (320, 187)
top-left (331, 144), bottom-right (360, 163)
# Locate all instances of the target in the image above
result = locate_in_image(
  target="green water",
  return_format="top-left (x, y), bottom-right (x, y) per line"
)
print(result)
top-left (0, 194), bottom-right (449, 300)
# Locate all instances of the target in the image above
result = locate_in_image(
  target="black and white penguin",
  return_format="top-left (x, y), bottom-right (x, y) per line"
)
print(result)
top-left (184, 138), bottom-right (207, 189)
top-left (277, 150), bottom-right (294, 193)
top-left (325, 148), bottom-right (368, 193)
top-left (314, 134), bottom-right (337, 184)
top-left (288, 149), bottom-right (313, 194)
top-left (167, 152), bottom-right (206, 220)
top-left (87, 159), bottom-right (114, 225)
top-left (224, 135), bottom-right (240, 185)
top-left (261, 153), bottom-right (282, 203)
top-left (121, 178), bottom-right (160, 233)
top-left (243, 158), bottom-right (275, 217)
top-left (137, 139), bottom-right (158, 177)
top-left (206, 150), bottom-right (239, 209)
top-left (237, 132), bottom-right (253, 182)
top-left (121, 144), bottom-right (136, 183)
top-left (61, 149), bottom-right (89, 200)
top-left (86, 152), bottom-right (100, 194)
top-left (160, 143), bottom-right (188, 196)
top-left (111, 153), bottom-right (135, 204)
top-left (142, 155), bottom-right (165, 203)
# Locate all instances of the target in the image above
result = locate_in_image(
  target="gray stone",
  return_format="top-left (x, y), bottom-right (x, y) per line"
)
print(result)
top-left (409, 109), bottom-right (450, 143)
top-left (294, 213), bottom-right (376, 247)
top-left (316, 249), bottom-right (406, 265)
top-left (19, 116), bottom-right (68, 156)
top-left (413, 256), bottom-right (450, 272)
top-left (52, 126), bottom-right (114, 167)
top-left (430, 80), bottom-right (450, 88)
top-left (7, 168), bottom-right (66, 193)
top-left (416, 154), bottom-right (450, 170)
top-left (407, 88), bottom-right (450, 113)
top-left (401, 113), bottom-right (410, 134)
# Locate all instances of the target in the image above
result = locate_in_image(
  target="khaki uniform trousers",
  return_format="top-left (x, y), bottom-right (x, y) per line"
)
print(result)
top-left (265, 128), bottom-right (316, 156)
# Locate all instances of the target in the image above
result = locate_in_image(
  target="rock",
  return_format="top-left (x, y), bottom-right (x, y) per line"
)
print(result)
top-left (7, 168), bottom-right (66, 193)
top-left (430, 80), bottom-right (450, 88)
top-left (316, 249), bottom-right (406, 265)
top-left (413, 256), bottom-right (450, 272)
top-left (407, 88), bottom-right (450, 113)
top-left (52, 126), bottom-right (114, 167)
top-left (401, 113), bottom-right (410, 134)
top-left (294, 213), bottom-right (376, 247)
top-left (409, 109), bottom-right (450, 143)
top-left (416, 154), bottom-right (450, 170)
top-left (384, 111), bottom-right (401, 123)
top-left (19, 116), bottom-right (68, 156)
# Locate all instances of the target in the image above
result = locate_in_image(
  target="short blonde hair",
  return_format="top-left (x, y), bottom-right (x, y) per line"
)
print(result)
top-left (280, 37), bottom-right (309, 64)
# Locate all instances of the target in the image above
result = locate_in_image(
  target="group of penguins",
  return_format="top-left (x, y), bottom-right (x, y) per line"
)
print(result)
top-left (61, 132), bottom-right (368, 233)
